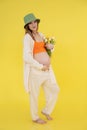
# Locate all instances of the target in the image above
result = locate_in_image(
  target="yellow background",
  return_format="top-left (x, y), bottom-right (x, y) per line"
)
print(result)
top-left (0, 0), bottom-right (87, 129)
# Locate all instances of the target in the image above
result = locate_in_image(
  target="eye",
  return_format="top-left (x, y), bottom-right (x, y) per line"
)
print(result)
top-left (29, 22), bottom-right (32, 24)
top-left (34, 20), bottom-right (37, 23)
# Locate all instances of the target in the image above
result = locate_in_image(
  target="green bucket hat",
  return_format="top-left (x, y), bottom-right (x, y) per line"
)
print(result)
top-left (24, 13), bottom-right (40, 28)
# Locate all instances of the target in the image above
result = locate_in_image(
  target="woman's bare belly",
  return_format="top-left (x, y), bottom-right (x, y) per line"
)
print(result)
top-left (33, 52), bottom-right (50, 66)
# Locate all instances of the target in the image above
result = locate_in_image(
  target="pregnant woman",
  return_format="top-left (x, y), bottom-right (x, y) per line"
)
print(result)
top-left (23, 13), bottom-right (60, 124)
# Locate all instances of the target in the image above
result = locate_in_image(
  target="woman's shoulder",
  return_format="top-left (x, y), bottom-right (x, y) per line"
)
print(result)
top-left (23, 33), bottom-right (34, 44)
top-left (23, 33), bottom-right (34, 42)
top-left (39, 32), bottom-right (45, 39)
top-left (24, 33), bottom-right (31, 39)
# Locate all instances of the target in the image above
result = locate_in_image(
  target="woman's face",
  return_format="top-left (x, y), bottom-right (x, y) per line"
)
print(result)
top-left (28, 20), bottom-right (38, 32)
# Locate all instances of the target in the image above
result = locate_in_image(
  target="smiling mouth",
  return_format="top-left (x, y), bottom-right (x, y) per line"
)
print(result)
top-left (33, 27), bottom-right (36, 29)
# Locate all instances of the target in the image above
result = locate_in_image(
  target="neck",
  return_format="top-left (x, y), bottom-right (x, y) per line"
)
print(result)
top-left (32, 31), bottom-right (38, 35)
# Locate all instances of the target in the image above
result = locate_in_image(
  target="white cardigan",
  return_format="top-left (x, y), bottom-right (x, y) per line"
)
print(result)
top-left (23, 33), bottom-right (57, 93)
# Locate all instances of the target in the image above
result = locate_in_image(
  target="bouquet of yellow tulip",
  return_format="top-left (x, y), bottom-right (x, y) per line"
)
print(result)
top-left (44, 37), bottom-right (55, 56)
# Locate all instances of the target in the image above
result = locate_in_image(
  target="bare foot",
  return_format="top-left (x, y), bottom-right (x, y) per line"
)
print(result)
top-left (33, 118), bottom-right (47, 124)
top-left (41, 111), bottom-right (53, 120)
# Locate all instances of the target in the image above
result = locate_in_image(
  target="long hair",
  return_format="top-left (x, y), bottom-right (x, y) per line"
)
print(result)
top-left (24, 21), bottom-right (39, 41)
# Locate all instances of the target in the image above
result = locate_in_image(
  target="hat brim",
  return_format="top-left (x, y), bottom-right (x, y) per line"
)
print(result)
top-left (24, 19), bottom-right (40, 28)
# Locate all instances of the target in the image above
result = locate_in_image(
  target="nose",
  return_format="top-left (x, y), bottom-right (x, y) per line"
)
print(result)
top-left (32, 21), bottom-right (36, 25)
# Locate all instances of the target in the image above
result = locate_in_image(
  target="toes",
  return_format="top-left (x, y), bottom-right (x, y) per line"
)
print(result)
top-left (33, 118), bottom-right (47, 124)
top-left (41, 111), bottom-right (53, 120)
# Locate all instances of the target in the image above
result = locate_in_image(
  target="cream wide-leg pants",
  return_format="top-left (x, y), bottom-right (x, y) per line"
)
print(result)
top-left (28, 67), bottom-right (60, 121)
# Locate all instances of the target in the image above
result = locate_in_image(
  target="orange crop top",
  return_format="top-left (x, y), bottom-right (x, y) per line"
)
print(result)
top-left (33, 41), bottom-right (46, 54)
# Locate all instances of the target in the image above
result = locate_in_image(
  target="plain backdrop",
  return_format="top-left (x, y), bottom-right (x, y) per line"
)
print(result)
top-left (0, 0), bottom-right (87, 130)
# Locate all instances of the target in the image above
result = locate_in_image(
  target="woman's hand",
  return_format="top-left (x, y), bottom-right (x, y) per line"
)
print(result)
top-left (25, 87), bottom-right (30, 94)
top-left (42, 65), bottom-right (49, 71)
top-left (45, 43), bottom-right (54, 50)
